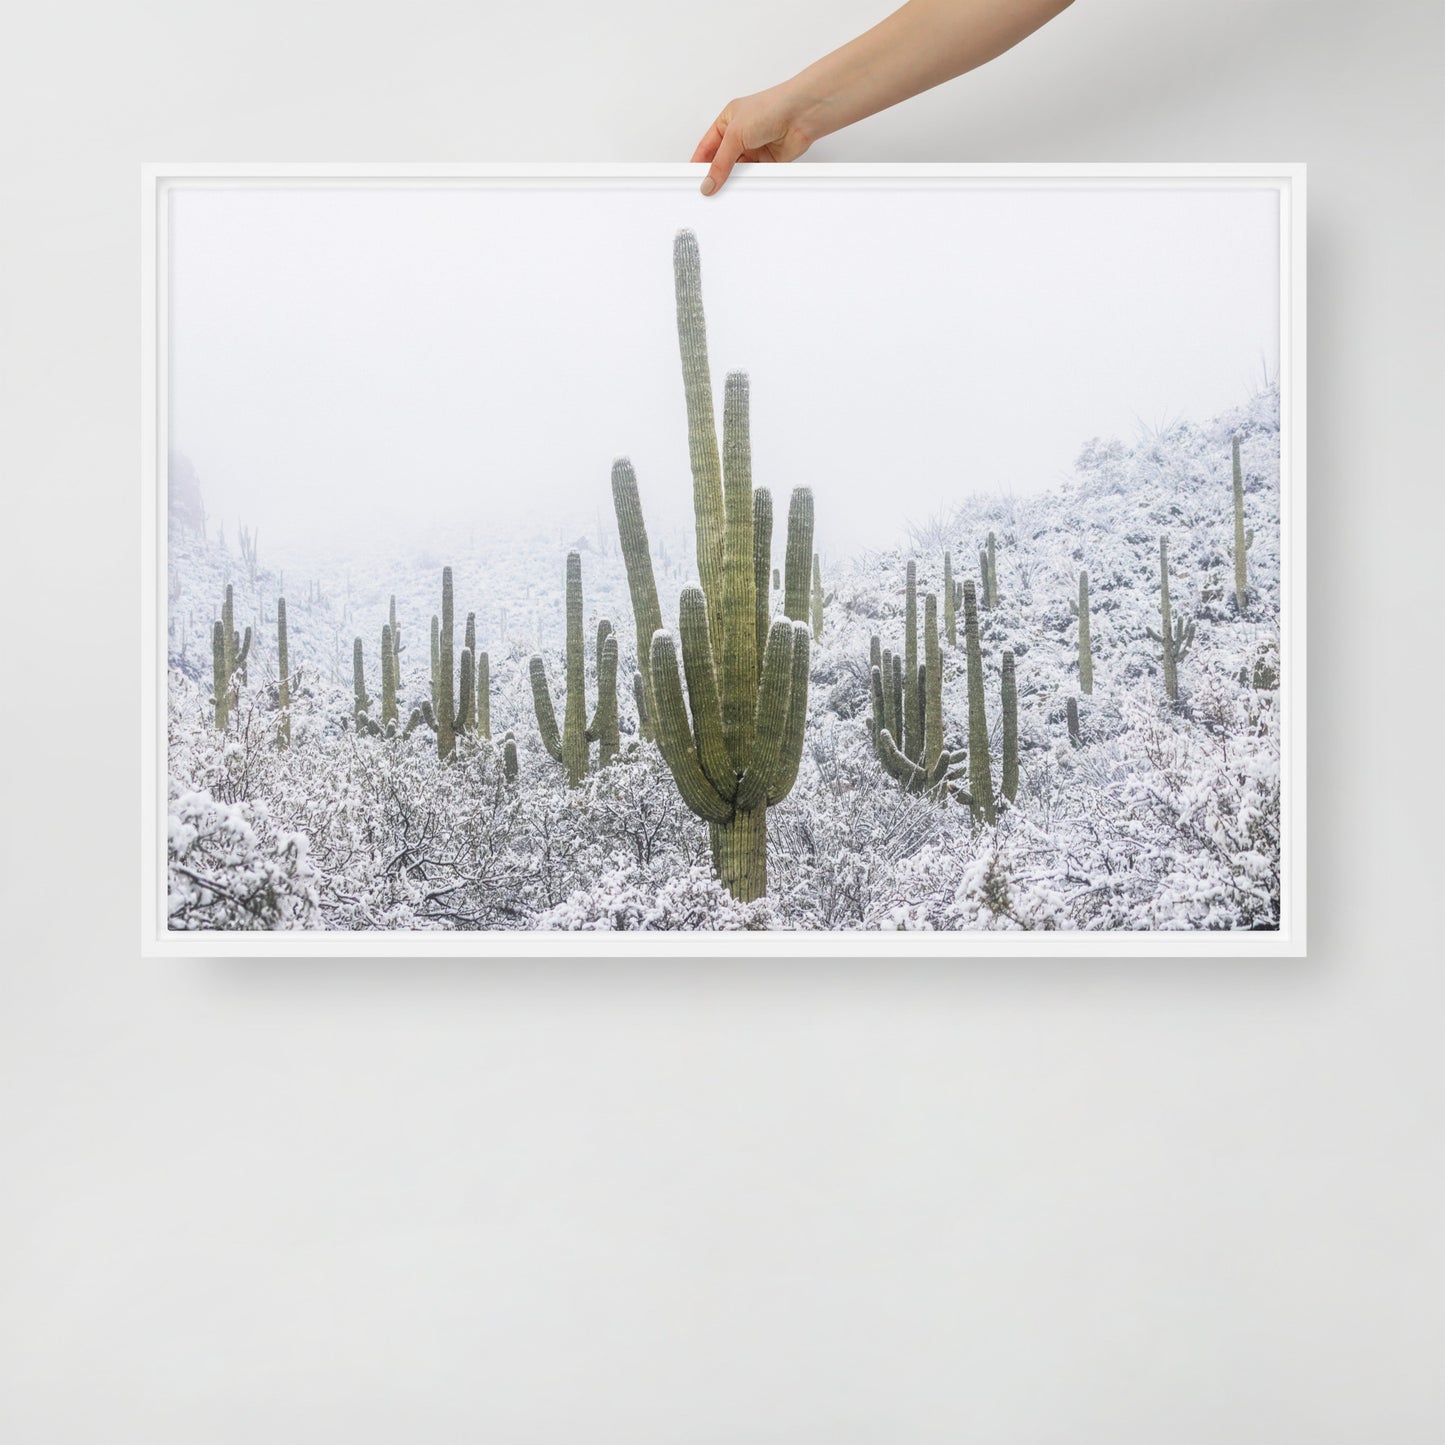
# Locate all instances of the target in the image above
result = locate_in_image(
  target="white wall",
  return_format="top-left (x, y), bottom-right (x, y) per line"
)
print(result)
top-left (2, 2), bottom-right (1441, 1440)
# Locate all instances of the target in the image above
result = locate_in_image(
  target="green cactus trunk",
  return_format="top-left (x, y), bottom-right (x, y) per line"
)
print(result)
top-left (1077, 570), bottom-right (1093, 695)
top-left (591, 626), bottom-right (620, 767)
top-left (962, 579), bottom-right (995, 824)
top-left (1232, 434), bottom-right (1252, 612)
top-left (353, 638), bottom-right (370, 731)
top-left (381, 622), bottom-right (397, 730)
top-left (903, 561), bottom-right (922, 762)
top-left (1001, 650), bottom-right (1018, 803)
top-left (611, 230), bottom-right (813, 902)
top-left (753, 489), bottom-right (773, 665)
top-left (276, 597), bottom-right (290, 748)
top-left (922, 593), bottom-right (943, 772)
top-left (1067, 695), bottom-right (1081, 748)
top-left (211, 620), bottom-right (228, 730)
top-left (810, 553), bottom-right (825, 642)
top-left (461, 612), bottom-right (477, 734)
top-left (1147, 536), bottom-right (1194, 702)
top-left (986, 531), bottom-right (997, 609)
top-left (437, 567), bottom-right (456, 759)
top-left (943, 551), bottom-right (956, 646)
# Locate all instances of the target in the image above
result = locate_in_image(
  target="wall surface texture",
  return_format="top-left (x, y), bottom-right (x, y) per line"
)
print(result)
top-left (1, 2), bottom-right (1441, 1441)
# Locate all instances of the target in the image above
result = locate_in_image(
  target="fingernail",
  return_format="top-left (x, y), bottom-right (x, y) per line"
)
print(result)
top-left (700, 177), bottom-right (716, 196)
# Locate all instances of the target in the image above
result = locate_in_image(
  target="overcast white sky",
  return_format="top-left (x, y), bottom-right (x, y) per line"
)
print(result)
top-left (168, 180), bottom-right (1279, 558)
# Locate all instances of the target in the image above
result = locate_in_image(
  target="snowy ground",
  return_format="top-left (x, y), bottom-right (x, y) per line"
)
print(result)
top-left (165, 385), bottom-right (1282, 932)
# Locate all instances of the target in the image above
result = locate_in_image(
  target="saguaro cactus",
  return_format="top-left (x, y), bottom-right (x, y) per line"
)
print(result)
top-left (380, 623), bottom-right (397, 730)
top-left (611, 230), bottom-right (813, 902)
top-left (943, 551), bottom-right (957, 646)
top-left (530, 551), bottom-right (618, 785)
top-left (1067, 696), bottom-right (1081, 748)
top-left (962, 579), bottom-right (995, 824)
top-left (502, 731), bottom-right (520, 784)
top-left (211, 621), bottom-right (229, 730)
top-left (870, 595), bottom-right (966, 797)
top-left (1147, 535), bottom-right (1195, 701)
top-left (984, 531), bottom-right (998, 609)
top-left (1232, 434), bottom-right (1254, 612)
top-left (902, 561), bottom-right (922, 762)
top-left (1001, 650), bottom-right (1018, 804)
top-left (436, 568), bottom-right (456, 759)
top-left (353, 638), bottom-right (373, 731)
top-left (277, 597), bottom-right (290, 748)
top-left (810, 553), bottom-right (826, 642)
top-left (1070, 569), bottom-right (1094, 694)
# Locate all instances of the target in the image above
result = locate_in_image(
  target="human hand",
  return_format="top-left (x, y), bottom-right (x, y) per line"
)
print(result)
top-left (691, 88), bottom-right (816, 197)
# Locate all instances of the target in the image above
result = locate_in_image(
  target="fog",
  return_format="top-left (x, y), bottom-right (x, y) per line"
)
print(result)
top-left (168, 179), bottom-right (1279, 560)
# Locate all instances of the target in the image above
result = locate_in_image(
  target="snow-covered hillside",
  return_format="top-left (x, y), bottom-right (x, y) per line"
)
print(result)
top-left (166, 385), bottom-right (1281, 932)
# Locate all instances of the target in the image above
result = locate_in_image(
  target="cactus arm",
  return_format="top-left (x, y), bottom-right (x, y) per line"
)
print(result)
top-left (752, 486), bottom-right (773, 667)
top-left (632, 670), bottom-right (649, 734)
top-left (673, 229), bottom-right (726, 630)
top-left (764, 622), bottom-right (811, 805)
top-left (810, 553), bottom-right (825, 641)
top-left (502, 732), bottom-right (519, 783)
top-left (528, 655), bottom-right (564, 762)
top-left (476, 651), bottom-right (490, 740)
top-left (594, 633), bottom-right (619, 767)
top-left (781, 487), bottom-right (815, 624)
top-left (236, 626), bottom-right (251, 670)
top-left (457, 647), bottom-right (474, 734)
top-left (649, 631), bottom-right (732, 824)
top-left (735, 618), bottom-right (794, 811)
top-left (962, 579), bottom-right (995, 823)
top-left (437, 567), bottom-right (455, 758)
top-left (612, 458), bottom-right (665, 722)
top-left (922, 593), bottom-right (943, 772)
top-left (677, 586), bottom-right (733, 798)
top-left (587, 619), bottom-right (614, 739)
top-left (561, 551), bottom-right (588, 785)
top-left (719, 373), bottom-right (758, 770)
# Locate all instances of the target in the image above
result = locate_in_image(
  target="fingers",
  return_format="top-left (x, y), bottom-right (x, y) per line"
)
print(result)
top-left (691, 121), bottom-right (726, 165)
top-left (701, 125), bottom-right (746, 197)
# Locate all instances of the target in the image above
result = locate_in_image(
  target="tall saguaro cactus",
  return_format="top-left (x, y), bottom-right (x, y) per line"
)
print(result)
top-left (611, 231), bottom-right (813, 902)
top-left (902, 561), bottom-right (922, 762)
top-left (1232, 434), bottom-right (1254, 612)
top-left (530, 552), bottom-right (619, 786)
top-left (1147, 535), bottom-right (1195, 701)
top-left (1070, 569), bottom-right (1094, 695)
top-left (962, 579), bottom-right (995, 824)
top-left (211, 585), bottom-right (251, 730)
top-left (277, 597), bottom-right (290, 748)
top-left (1001, 650), bottom-right (1018, 804)
top-left (436, 567), bottom-right (456, 759)
top-left (476, 650), bottom-right (491, 740)
top-left (211, 621), bottom-right (229, 731)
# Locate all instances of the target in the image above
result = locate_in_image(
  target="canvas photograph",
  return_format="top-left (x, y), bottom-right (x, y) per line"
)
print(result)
top-left (146, 167), bottom-right (1301, 949)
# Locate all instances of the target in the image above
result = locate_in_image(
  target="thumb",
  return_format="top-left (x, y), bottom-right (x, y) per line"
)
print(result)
top-left (701, 126), bottom-right (747, 196)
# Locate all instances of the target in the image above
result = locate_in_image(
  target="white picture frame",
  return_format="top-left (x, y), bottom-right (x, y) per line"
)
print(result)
top-left (142, 162), bottom-right (1306, 957)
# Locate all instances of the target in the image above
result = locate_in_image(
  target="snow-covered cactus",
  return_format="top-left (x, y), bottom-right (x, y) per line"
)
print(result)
top-left (632, 670), bottom-right (650, 740)
top-left (1232, 434), bottom-right (1254, 612)
top-left (984, 531), bottom-right (998, 609)
top-left (1001, 650), bottom-right (1018, 804)
top-left (276, 598), bottom-right (290, 749)
top-left (611, 230), bottom-right (814, 902)
top-left (353, 638), bottom-right (372, 732)
top-left (1147, 535), bottom-right (1195, 701)
top-left (530, 552), bottom-right (618, 785)
top-left (962, 579), bottom-right (995, 823)
top-left (239, 524), bottom-right (259, 586)
top-left (1066, 695), bottom-right (1081, 748)
top-left (1069, 569), bottom-right (1094, 694)
top-left (772, 567), bottom-right (780, 591)
top-left (211, 621), bottom-right (228, 730)
top-left (436, 567), bottom-right (456, 759)
top-left (754, 488), bottom-right (773, 664)
top-left (502, 730), bottom-right (519, 784)
top-left (380, 622), bottom-right (398, 731)
top-left (903, 561), bottom-right (922, 762)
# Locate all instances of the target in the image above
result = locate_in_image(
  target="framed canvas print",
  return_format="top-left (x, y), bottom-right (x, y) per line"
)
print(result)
top-left (142, 163), bottom-right (1305, 956)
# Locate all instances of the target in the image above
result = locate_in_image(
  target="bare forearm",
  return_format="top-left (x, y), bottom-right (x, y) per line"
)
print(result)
top-left (692, 0), bottom-right (1075, 194)
top-left (786, 0), bottom-right (1075, 144)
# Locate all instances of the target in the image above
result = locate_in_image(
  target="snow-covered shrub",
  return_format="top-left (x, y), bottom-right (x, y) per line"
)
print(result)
top-left (167, 789), bottom-right (320, 930)
top-left (537, 864), bottom-right (762, 931)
